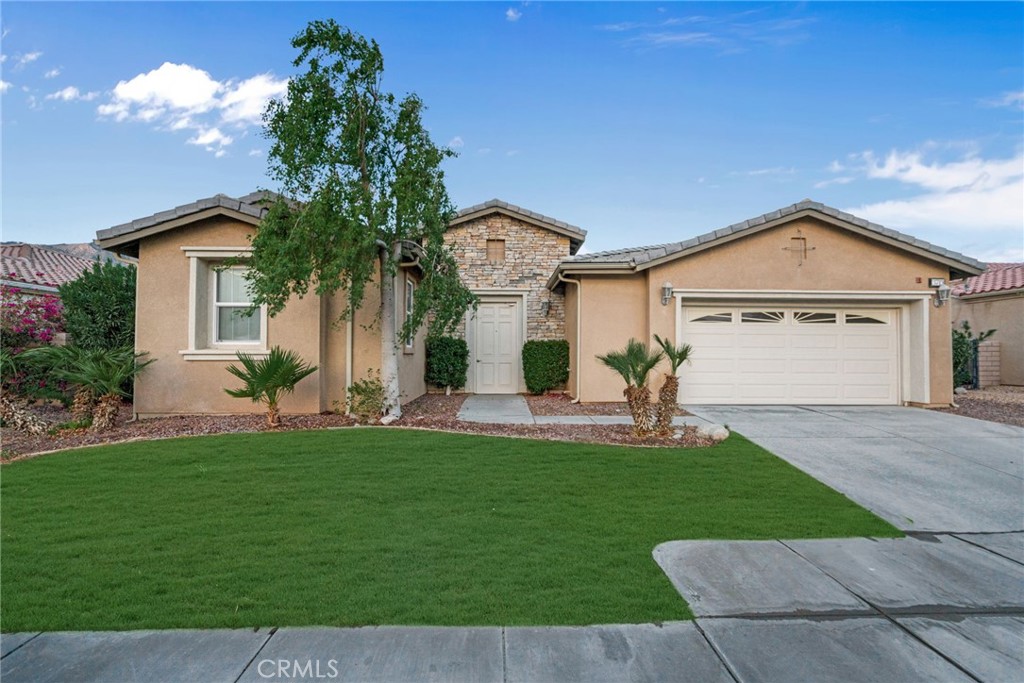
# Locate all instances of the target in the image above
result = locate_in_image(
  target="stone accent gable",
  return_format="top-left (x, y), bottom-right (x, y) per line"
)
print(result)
top-left (445, 214), bottom-right (571, 340)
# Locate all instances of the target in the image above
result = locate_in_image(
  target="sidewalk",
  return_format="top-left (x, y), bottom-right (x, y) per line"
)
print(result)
top-left (456, 394), bottom-right (715, 428)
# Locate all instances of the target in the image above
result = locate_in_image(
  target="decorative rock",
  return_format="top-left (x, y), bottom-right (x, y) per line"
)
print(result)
top-left (699, 424), bottom-right (730, 442)
top-left (380, 414), bottom-right (400, 425)
top-left (672, 431), bottom-right (683, 440)
top-left (954, 386), bottom-right (968, 395)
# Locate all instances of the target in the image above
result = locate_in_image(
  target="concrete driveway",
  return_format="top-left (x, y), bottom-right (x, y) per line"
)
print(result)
top-left (686, 405), bottom-right (1024, 533)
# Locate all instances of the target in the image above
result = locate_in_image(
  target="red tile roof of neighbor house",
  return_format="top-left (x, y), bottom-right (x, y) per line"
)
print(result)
top-left (1, 243), bottom-right (97, 290)
top-left (952, 262), bottom-right (1024, 297)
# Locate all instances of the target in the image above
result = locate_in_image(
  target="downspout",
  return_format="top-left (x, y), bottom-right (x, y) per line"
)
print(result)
top-left (557, 272), bottom-right (583, 403)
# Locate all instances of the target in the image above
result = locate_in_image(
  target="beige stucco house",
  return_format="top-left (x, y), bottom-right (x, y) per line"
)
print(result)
top-left (951, 263), bottom-right (1024, 386)
top-left (97, 194), bottom-right (982, 417)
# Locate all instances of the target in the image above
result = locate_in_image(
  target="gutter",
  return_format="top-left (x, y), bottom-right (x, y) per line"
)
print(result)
top-left (557, 272), bottom-right (583, 403)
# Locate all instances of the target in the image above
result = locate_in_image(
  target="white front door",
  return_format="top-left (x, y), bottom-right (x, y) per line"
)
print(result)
top-left (679, 306), bottom-right (900, 405)
top-left (474, 300), bottom-right (521, 394)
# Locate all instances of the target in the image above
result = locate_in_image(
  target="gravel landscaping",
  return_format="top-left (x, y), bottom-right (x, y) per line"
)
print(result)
top-left (934, 386), bottom-right (1024, 427)
top-left (525, 392), bottom-right (690, 416)
top-left (1, 393), bottom-right (713, 460)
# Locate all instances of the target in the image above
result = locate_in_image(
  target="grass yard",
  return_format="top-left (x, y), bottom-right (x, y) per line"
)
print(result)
top-left (1, 429), bottom-right (898, 631)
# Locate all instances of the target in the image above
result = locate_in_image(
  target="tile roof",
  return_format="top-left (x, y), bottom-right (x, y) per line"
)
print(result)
top-left (952, 262), bottom-right (1024, 297)
top-left (453, 199), bottom-right (587, 241)
top-left (97, 191), bottom-right (278, 242)
top-left (565, 199), bottom-right (985, 273)
top-left (1, 243), bottom-right (97, 290)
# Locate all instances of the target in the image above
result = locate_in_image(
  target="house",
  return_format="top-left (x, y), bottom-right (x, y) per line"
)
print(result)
top-left (1, 243), bottom-right (98, 296)
top-left (951, 263), bottom-right (1024, 386)
top-left (96, 194), bottom-right (983, 417)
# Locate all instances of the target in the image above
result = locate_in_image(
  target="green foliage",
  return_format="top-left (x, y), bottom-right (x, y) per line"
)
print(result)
top-left (596, 338), bottom-right (665, 389)
top-left (653, 334), bottom-right (694, 374)
top-left (952, 321), bottom-right (996, 388)
top-left (58, 262), bottom-right (136, 350)
top-left (522, 340), bottom-right (570, 395)
top-left (224, 346), bottom-right (317, 425)
top-left (51, 346), bottom-right (154, 398)
top-left (347, 370), bottom-right (389, 421)
top-left (425, 336), bottom-right (469, 390)
top-left (246, 20), bottom-right (476, 414)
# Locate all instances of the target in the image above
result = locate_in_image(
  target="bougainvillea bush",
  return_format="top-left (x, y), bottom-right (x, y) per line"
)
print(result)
top-left (1, 282), bottom-right (65, 399)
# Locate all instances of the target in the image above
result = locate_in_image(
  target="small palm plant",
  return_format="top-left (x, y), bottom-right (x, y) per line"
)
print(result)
top-left (57, 346), bottom-right (154, 431)
top-left (653, 334), bottom-right (694, 435)
top-left (224, 346), bottom-right (318, 428)
top-left (21, 345), bottom-right (100, 423)
top-left (596, 338), bottom-right (664, 436)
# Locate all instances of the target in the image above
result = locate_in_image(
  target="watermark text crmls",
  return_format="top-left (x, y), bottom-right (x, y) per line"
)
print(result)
top-left (257, 658), bottom-right (340, 679)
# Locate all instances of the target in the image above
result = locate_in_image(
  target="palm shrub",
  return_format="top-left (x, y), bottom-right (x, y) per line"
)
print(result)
top-left (596, 338), bottom-right (664, 436)
top-left (20, 345), bottom-right (101, 423)
top-left (652, 335), bottom-right (694, 435)
top-left (56, 346), bottom-right (154, 431)
top-left (224, 346), bottom-right (318, 428)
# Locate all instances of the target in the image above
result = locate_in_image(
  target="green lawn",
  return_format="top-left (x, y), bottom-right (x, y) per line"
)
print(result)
top-left (1, 429), bottom-right (898, 631)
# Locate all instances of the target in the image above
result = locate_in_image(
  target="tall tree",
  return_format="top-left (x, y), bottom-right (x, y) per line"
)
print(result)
top-left (247, 20), bottom-right (475, 417)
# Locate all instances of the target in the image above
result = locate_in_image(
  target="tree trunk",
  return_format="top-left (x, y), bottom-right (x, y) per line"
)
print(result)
top-left (91, 393), bottom-right (121, 432)
top-left (71, 386), bottom-right (96, 424)
top-left (625, 386), bottom-right (655, 437)
top-left (656, 374), bottom-right (679, 435)
top-left (379, 245), bottom-right (402, 418)
top-left (0, 395), bottom-right (49, 435)
top-left (267, 402), bottom-right (281, 428)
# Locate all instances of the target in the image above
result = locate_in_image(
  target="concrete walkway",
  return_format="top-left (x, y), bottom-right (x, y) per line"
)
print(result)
top-left (457, 394), bottom-right (715, 428)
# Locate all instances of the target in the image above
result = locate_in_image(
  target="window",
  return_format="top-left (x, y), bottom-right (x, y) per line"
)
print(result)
top-left (846, 313), bottom-right (888, 325)
top-left (404, 278), bottom-right (415, 350)
top-left (741, 311), bottom-right (785, 324)
top-left (214, 267), bottom-right (260, 343)
top-left (486, 239), bottom-right (506, 264)
top-left (794, 311), bottom-right (836, 324)
top-left (690, 312), bottom-right (733, 323)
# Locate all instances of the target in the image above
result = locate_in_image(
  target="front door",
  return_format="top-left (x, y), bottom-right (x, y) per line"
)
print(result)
top-left (474, 300), bottom-right (520, 394)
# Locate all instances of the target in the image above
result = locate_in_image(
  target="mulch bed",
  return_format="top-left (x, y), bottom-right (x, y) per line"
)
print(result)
top-left (933, 386), bottom-right (1024, 427)
top-left (525, 392), bottom-right (690, 416)
top-left (1, 393), bottom-right (714, 461)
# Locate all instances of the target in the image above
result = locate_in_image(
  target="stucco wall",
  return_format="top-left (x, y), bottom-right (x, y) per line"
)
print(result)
top-left (445, 214), bottom-right (569, 341)
top-left (952, 293), bottom-right (1024, 385)
top-left (571, 217), bottom-right (957, 404)
top-left (135, 217), bottom-right (323, 417)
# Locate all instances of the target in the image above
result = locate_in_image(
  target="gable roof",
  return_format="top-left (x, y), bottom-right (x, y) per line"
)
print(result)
top-left (451, 199), bottom-right (587, 254)
top-left (96, 191), bottom-right (278, 255)
top-left (551, 199), bottom-right (984, 286)
top-left (952, 262), bottom-right (1024, 298)
top-left (1, 243), bottom-right (98, 292)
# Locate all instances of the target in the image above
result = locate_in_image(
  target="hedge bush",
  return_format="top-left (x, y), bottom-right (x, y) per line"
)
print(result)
top-left (59, 262), bottom-right (136, 350)
top-left (425, 336), bottom-right (469, 391)
top-left (522, 340), bottom-right (569, 395)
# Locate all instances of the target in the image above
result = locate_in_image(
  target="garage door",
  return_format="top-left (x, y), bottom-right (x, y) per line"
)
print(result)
top-left (678, 306), bottom-right (899, 405)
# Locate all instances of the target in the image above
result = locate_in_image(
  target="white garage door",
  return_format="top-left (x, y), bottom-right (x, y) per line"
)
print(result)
top-left (679, 306), bottom-right (899, 405)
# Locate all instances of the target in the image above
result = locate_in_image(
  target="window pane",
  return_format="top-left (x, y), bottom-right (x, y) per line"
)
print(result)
top-left (217, 268), bottom-right (253, 304)
top-left (794, 311), bottom-right (836, 324)
top-left (741, 311), bottom-right (784, 323)
top-left (218, 306), bottom-right (261, 342)
top-left (846, 313), bottom-right (887, 325)
top-left (405, 281), bottom-right (414, 316)
top-left (691, 312), bottom-right (732, 323)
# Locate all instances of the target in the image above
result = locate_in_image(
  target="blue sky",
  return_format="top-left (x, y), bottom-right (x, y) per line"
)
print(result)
top-left (2, 2), bottom-right (1022, 261)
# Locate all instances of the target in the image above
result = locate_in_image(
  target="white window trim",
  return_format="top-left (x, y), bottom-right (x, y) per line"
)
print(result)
top-left (404, 278), bottom-right (416, 350)
top-left (180, 246), bottom-right (269, 361)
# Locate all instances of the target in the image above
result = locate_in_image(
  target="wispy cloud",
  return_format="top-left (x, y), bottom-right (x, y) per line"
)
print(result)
top-left (46, 86), bottom-right (99, 102)
top-left (448, 135), bottom-right (464, 149)
top-left (13, 51), bottom-right (42, 69)
top-left (813, 176), bottom-right (854, 189)
top-left (0, 80), bottom-right (11, 93)
top-left (506, 149), bottom-right (520, 157)
top-left (97, 62), bottom-right (288, 156)
top-left (980, 90), bottom-right (1024, 111)
top-left (506, 7), bottom-right (522, 22)
top-left (603, 9), bottom-right (816, 53)
top-left (248, 149), bottom-right (263, 157)
top-left (44, 67), bottom-right (61, 79)
top-left (740, 166), bottom-right (795, 177)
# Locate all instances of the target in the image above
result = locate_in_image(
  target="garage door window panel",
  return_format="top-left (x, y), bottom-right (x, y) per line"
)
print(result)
top-left (794, 311), bottom-right (837, 324)
top-left (741, 311), bottom-right (785, 323)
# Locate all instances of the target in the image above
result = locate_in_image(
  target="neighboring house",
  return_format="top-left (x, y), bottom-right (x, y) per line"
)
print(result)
top-left (97, 194), bottom-right (982, 417)
top-left (951, 263), bottom-right (1024, 386)
top-left (0, 243), bottom-right (98, 296)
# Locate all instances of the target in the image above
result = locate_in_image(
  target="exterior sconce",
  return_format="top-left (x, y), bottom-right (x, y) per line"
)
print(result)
top-left (933, 282), bottom-right (951, 307)
top-left (540, 300), bottom-right (551, 316)
top-left (661, 282), bottom-right (673, 306)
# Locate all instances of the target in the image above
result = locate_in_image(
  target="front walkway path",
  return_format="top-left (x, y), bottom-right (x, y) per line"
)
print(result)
top-left (457, 394), bottom-right (714, 428)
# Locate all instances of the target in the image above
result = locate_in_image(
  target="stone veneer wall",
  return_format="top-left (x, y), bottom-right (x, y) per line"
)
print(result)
top-left (445, 214), bottom-right (571, 341)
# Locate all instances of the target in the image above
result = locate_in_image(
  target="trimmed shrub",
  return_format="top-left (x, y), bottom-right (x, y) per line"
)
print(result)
top-left (58, 262), bottom-right (136, 351)
top-left (348, 370), bottom-right (388, 422)
top-left (522, 340), bottom-right (570, 395)
top-left (952, 321), bottom-right (995, 388)
top-left (425, 336), bottom-right (469, 392)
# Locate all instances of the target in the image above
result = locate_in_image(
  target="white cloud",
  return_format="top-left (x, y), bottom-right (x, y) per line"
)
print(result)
top-left (0, 54), bottom-right (6, 64)
top-left (743, 166), bottom-right (795, 176)
top-left (248, 149), bottom-right (263, 157)
top-left (448, 135), bottom-right (464, 148)
top-left (841, 145), bottom-right (1023, 259)
top-left (220, 73), bottom-right (288, 125)
top-left (0, 80), bottom-right (10, 93)
top-left (506, 7), bottom-right (522, 22)
top-left (44, 68), bottom-right (61, 79)
top-left (98, 62), bottom-right (287, 155)
top-left (981, 90), bottom-right (1024, 111)
top-left (45, 86), bottom-right (99, 102)
top-left (15, 51), bottom-right (42, 68)
top-left (813, 176), bottom-right (854, 189)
